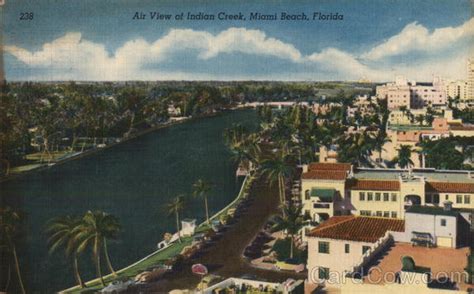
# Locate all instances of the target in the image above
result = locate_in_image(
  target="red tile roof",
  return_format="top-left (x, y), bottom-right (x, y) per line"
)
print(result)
top-left (450, 124), bottom-right (474, 131)
top-left (302, 170), bottom-right (348, 181)
top-left (307, 215), bottom-right (405, 243)
top-left (426, 182), bottom-right (474, 194)
top-left (308, 163), bottom-right (352, 172)
top-left (347, 179), bottom-right (400, 191)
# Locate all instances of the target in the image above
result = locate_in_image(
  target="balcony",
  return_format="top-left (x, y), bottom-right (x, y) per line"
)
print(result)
top-left (313, 203), bottom-right (331, 209)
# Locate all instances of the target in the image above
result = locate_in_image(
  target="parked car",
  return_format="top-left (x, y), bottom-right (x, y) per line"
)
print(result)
top-left (100, 280), bottom-right (135, 293)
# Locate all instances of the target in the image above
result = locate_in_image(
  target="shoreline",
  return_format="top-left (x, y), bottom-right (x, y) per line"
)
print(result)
top-left (0, 111), bottom-right (226, 184)
top-left (60, 174), bottom-right (253, 293)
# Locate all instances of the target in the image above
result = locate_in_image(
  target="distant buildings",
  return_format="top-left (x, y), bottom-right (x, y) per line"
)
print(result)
top-left (376, 76), bottom-right (447, 110)
top-left (468, 58), bottom-right (474, 100)
top-left (445, 80), bottom-right (469, 101)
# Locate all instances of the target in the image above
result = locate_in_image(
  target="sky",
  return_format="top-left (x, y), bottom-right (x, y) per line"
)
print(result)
top-left (2, 0), bottom-right (473, 82)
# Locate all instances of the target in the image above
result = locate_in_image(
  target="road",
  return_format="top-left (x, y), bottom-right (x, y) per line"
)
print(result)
top-left (139, 177), bottom-right (306, 293)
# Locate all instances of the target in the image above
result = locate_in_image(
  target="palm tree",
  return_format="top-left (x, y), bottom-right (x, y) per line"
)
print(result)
top-left (46, 216), bottom-right (86, 288)
top-left (166, 195), bottom-right (186, 243)
top-left (415, 114), bottom-right (425, 126)
top-left (272, 203), bottom-right (304, 259)
top-left (0, 207), bottom-right (26, 294)
top-left (74, 210), bottom-right (121, 286)
top-left (397, 145), bottom-right (414, 169)
top-left (193, 179), bottom-right (213, 225)
top-left (373, 131), bottom-right (391, 164)
top-left (261, 150), bottom-right (296, 215)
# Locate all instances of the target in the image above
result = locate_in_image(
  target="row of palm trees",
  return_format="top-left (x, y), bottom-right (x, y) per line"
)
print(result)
top-left (1, 177), bottom-right (213, 292)
top-left (166, 179), bottom-right (213, 243)
top-left (46, 210), bottom-right (121, 289)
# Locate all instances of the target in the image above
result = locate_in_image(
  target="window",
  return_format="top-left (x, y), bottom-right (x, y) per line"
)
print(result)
top-left (359, 192), bottom-right (365, 201)
top-left (376, 211), bottom-right (382, 217)
top-left (383, 193), bottom-right (389, 201)
top-left (345, 244), bottom-right (350, 253)
top-left (362, 246), bottom-right (371, 254)
top-left (318, 241), bottom-right (330, 254)
top-left (425, 194), bottom-right (439, 204)
top-left (391, 212), bottom-right (397, 218)
top-left (319, 267), bottom-right (330, 280)
top-left (305, 190), bottom-right (310, 200)
top-left (456, 195), bottom-right (462, 204)
top-left (383, 211), bottom-right (390, 218)
top-left (360, 210), bottom-right (370, 216)
top-left (465, 195), bottom-right (471, 204)
top-left (440, 219), bottom-right (447, 227)
top-left (391, 193), bottom-right (397, 202)
top-left (368, 192), bottom-right (374, 201)
top-left (445, 194), bottom-right (449, 200)
top-left (375, 193), bottom-right (381, 201)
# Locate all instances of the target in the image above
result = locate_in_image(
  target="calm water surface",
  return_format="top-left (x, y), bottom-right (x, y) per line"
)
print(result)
top-left (0, 110), bottom-right (258, 293)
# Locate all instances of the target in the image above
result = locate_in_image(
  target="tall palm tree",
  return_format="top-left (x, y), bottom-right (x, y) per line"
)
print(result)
top-left (397, 145), bottom-right (414, 169)
top-left (166, 195), bottom-right (186, 243)
top-left (373, 131), bottom-right (391, 164)
top-left (261, 150), bottom-right (296, 215)
top-left (0, 207), bottom-right (26, 294)
top-left (272, 203), bottom-right (304, 259)
top-left (193, 179), bottom-right (213, 225)
top-left (74, 210), bottom-right (121, 286)
top-left (46, 216), bottom-right (86, 288)
top-left (415, 114), bottom-right (425, 126)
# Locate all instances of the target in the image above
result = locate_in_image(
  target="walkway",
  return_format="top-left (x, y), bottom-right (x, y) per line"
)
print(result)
top-left (139, 177), bottom-right (306, 292)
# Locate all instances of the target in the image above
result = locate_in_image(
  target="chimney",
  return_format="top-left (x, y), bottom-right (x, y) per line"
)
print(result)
top-left (443, 200), bottom-right (453, 212)
top-left (302, 164), bottom-right (308, 173)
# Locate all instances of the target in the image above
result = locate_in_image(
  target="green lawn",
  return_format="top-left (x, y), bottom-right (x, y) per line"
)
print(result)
top-left (64, 176), bottom-right (253, 293)
top-left (272, 238), bottom-right (307, 264)
top-left (67, 236), bottom-right (194, 293)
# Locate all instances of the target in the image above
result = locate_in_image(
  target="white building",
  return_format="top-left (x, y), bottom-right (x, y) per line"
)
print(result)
top-left (391, 202), bottom-right (473, 248)
top-left (377, 76), bottom-right (446, 110)
top-left (306, 215), bottom-right (404, 283)
top-left (468, 58), bottom-right (474, 100)
top-left (445, 80), bottom-right (469, 100)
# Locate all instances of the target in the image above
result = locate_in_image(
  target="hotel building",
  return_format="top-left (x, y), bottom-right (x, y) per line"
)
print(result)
top-left (376, 76), bottom-right (447, 110)
top-left (301, 163), bottom-right (474, 222)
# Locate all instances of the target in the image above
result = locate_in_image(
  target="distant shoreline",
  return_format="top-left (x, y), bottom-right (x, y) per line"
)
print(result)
top-left (0, 111), bottom-right (224, 184)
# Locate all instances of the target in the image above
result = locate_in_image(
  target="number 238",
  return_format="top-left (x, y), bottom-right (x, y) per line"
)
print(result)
top-left (19, 12), bottom-right (33, 20)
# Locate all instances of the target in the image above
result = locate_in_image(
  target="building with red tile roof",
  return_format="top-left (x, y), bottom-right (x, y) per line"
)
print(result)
top-left (307, 215), bottom-right (405, 243)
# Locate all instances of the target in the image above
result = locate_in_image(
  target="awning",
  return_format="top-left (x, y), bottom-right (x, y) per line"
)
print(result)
top-left (310, 188), bottom-right (335, 201)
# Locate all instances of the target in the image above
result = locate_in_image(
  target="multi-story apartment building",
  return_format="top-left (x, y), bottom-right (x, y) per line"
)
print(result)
top-left (377, 76), bottom-right (446, 110)
top-left (445, 80), bottom-right (469, 100)
top-left (468, 58), bottom-right (474, 100)
top-left (301, 163), bottom-right (474, 221)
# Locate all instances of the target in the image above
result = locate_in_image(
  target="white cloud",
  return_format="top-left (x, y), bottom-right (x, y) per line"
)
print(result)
top-left (5, 20), bottom-right (473, 81)
top-left (361, 18), bottom-right (474, 60)
top-left (5, 27), bottom-right (304, 80)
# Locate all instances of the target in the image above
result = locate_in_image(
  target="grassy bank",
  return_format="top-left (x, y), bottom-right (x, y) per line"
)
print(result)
top-left (62, 174), bottom-right (254, 293)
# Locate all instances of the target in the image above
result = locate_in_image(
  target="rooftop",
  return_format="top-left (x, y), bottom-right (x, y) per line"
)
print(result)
top-left (347, 179), bottom-right (400, 191)
top-left (302, 170), bottom-right (347, 181)
top-left (307, 216), bottom-right (405, 243)
top-left (364, 243), bottom-right (471, 291)
top-left (425, 181), bottom-right (474, 193)
top-left (354, 168), bottom-right (474, 184)
top-left (308, 162), bottom-right (352, 172)
top-left (406, 205), bottom-right (474, 217)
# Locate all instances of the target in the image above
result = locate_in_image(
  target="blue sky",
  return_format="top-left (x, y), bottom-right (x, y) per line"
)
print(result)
top-left (3, 0), bottom-right (473, 81)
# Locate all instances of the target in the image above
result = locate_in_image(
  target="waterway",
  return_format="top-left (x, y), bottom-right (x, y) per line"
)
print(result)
top-left (0, 110), bottom-right (258, 293)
